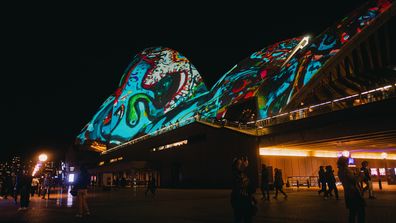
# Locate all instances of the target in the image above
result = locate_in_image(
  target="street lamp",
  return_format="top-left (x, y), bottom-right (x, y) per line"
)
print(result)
top-left (38, 154), bottom-right (48, 162)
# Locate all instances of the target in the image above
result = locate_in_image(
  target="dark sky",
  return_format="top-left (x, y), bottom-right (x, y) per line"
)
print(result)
top-left (1, 0), bottom-right (369, 161)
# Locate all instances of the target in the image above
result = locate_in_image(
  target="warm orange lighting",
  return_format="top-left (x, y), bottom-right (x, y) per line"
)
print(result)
top-left (352, 152), bottom-right (396, 160)
top-left (259, 148), bottom-right (309, 157)
top-left (259, 148), bottom-right (396, 160)
top-left (90, 141), bottom-right (107, 152)
top-left (312, 150), bottom-right (338, 158)
top-left (38, 154), bottom-right (48, 162)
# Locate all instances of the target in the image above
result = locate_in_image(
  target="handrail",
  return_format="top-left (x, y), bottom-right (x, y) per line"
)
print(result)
top-left (102, 82), bottom-right (396, 154)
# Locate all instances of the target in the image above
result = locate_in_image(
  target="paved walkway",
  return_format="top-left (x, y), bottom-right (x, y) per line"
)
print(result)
top-left (0, 187), bottom-right (395, 223)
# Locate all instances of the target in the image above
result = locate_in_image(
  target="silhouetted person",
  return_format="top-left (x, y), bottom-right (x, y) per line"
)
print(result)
top-left (338, 156), bottom-right (365, 223)
top-left (75, 165), bottom-right (90, 218)
top-left (273, 168), bottom-right (287, 199)
top-left (145, 176), bottom-right (157, 197)
top-left (261, 164), bottom-right (270, 200)
top-left (41, 175), bottom-right (51, 199)
top-left (17, 170), bottom-right (32, 211)
top-left (2, 175), bottom-right (13, 200)
top-left (31, 178), bottom-right (39, 197)
top-left (324, 165), bottom-right (339, 200)
top-left (230, 156), bottom-right (257, 223)
top-left (318, 166), bottom-right (327, 195)
top-left (360, 161), bottom-right (375, 199)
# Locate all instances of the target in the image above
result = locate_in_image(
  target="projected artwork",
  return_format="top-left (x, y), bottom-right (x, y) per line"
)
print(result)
top-left (199, 38), bottom-right (302, 119)
top-left (77, 0), bottom-right (392, 150)
top-left (256, 0), bottom-right (391, 118)
top-left (77, 47), bottom-right (208, 146)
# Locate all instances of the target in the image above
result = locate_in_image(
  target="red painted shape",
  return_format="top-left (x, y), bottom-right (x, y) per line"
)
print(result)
top-left (260, 69), bottom-right (267, 79)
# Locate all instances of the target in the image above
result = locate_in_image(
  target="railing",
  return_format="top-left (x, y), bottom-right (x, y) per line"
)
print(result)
top-left (102, 83), bottom-right (396, 154)
top-left (286, 176), bottom-right (341, 188)
top-left (254, 83), bottom-right (396, 131)
top-left (201, 83), bottom-right (396, 135)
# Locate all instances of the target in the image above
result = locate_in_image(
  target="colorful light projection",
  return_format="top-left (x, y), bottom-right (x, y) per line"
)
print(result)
top-left (77, 47), bottom-right (209, 146)
top-left (199, 37), bottom-right (302, 119)
top-left (256, 0), bottom-right (392, 118)
top-left (77, 0), bottom-right (393, 150)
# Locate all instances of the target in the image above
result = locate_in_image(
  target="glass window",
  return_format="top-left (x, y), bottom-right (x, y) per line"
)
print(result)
top-left (379, 168), bottom-right (386, 176)
top-left (370, 168), bottom-right (378, 176)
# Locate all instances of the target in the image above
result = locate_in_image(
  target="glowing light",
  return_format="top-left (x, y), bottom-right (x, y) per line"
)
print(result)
top-left (342, 150), bottom-right (350, 157)
top-left (379, 168), bottom-right (386, 176)
top-left (259, 148), bottom-right (309, 157)
top-left (68, 174), bottom-right (75, 183)
top-left (260, 148), bottom-right (396, 160)
top-left (312, 150), bottom-right (338, 158)
top-left (351, 152), bottom-right (396, 160)
top-left (381, 152), bottom-right (388, 159)
top-left (370, 168), bottom-right (378, 176)
top-left (282, 36), bottom-right (310, 67)
top-left (38, 154), bottom-right (48, 162)
top-left (151, 140), bottom-right (188, 152)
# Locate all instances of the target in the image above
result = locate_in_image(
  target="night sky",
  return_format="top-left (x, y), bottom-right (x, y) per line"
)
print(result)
top-left (1, 0), bottom-right (369, 161)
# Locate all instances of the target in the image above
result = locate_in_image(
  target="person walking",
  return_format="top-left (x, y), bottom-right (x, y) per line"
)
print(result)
top-left (17, 170), bottom-right (32, 211)
top-left (337, 156), bottom-right (365, 223)
top-left (230, 156), bottom-right (257, 223)
top-left (273, 168), bottom-right (287, 199)
top-left (41, 175), bottom-right (50, 200)
top-left (324, 165), bottom-right (339, 200)
top-left (145, 175), bottom-right (157, 197)
top-left (75, 165), bottom-right (91, 218)
top-left (31, 178), bottom-right (39, 197)
top-left (318, 166), bottom-right (327, 195)
top-left (360, 161), bottom-right (375, 199)
top-left (261, 164), bottom-right (270, 200)
top-left (2, 175), bottom-right (13, 200)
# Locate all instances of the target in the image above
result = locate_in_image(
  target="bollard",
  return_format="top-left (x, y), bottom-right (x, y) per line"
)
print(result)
top-left (379, 178), bottom-right (382, 190)
top-left (297, 180), bottom-right (300, 188)
top-left (307, 179), bottom-right (310, 188)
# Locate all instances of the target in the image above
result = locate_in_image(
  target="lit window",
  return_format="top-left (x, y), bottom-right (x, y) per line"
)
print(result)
top-left (68, 174), bottom-right (75, 183)
top-left (370, 168), bottom-right (378, 176)
top-left (379, 168), bottom-right (386, 176)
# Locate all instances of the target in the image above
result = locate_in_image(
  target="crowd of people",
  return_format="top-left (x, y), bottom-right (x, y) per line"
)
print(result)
top-left (231, 156), bottom-right (378, 223)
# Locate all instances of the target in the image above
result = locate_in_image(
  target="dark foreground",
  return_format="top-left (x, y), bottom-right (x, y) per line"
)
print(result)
top-left (0, 187), bottom-right (395, 223)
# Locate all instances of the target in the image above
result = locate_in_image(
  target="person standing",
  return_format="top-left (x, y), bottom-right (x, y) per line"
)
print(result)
top-left (31, 178), bottom-right (39, 197)
top-left (261, 164), bottom-right (270, 200)
top-left (230, 156), bottom-right (257, 223)
top-left (3, 175), bottom-right (13, 200)
top-left (324, 165), bottom-right (339, 200)
top-left (41, 175), bottom-right (51, 200)
top-left (273, 168), bottom-right (287, 199)
top-left (360, 161), bottom-right (375, 199)
top-left (75, 165), bottom-right (91, 218)
top-left (318, 166), bottom-right (327, 195)
top-left (337, 156), bottom-right (365, 223)
top-left (145, 175), bottom-right (157, 197)
top-left (17, 170), bottom-right (32, 211)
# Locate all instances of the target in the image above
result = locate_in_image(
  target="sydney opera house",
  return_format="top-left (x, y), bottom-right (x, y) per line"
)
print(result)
top-left (76, 0), bottom-right (396, 188)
